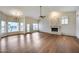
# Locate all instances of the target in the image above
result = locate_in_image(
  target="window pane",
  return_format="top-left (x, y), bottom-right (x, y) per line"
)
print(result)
top-left (33, 23), bottom-right (38, 30)
top-left (61, 16), bottom-right (68, 24)
top-left (8, 22), bottom-right (19, 32)
top-left (61, 19), bottom-right (65, 24)
top-left (65, 19), bottom-right (68, 24)
top-left (27, 24), bottom-right (30, 32)
top-left (1, 21), bottom-right (6, 33)
top-left (20, 23), bottom-right (24, 31)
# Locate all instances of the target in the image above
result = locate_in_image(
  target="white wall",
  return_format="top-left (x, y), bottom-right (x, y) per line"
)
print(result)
top-left (61, 12), bottom-right (76, 36)
top-left (39, 12), bottom-right (76, 36)
top-left (39, 18), bottom-right (51, 33)
top-left (76, 11), bottom-right (79, 38)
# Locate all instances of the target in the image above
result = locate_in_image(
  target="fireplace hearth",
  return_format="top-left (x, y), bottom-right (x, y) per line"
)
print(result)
top-left (51, 28), bottom-right (58, 32)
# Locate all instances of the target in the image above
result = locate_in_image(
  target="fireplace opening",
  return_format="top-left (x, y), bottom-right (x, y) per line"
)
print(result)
top-left (51, 28), bottom-right (58, 32)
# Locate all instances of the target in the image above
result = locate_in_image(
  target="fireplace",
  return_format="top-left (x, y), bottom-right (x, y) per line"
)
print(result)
top-left (51, 28), bottom-right (58, 32)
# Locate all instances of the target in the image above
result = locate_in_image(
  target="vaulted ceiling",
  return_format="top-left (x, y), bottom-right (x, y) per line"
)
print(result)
top-left (0, 6), bottom-right (79, 19)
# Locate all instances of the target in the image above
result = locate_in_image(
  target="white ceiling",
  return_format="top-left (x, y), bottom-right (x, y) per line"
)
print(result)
top-left (0, 6), bottom-right (79, 19)
top-left (41, 6), bottom-right (79, 15)
top-left (0, 6), bottom-right (40, 19)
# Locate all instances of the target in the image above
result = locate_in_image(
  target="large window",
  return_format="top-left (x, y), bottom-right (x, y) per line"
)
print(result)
top-left (8, 22), bottom-right (19, 32)
top-left (1, 21), bottom-right (6, 33)
top-left (61, 16), bottom-right (68, 24)
top-left (33, 23), bottom-right (38, 30)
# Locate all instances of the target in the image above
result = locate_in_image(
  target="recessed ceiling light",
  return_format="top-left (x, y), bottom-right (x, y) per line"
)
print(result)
top-left (10, 9), bottom-right (23, 17)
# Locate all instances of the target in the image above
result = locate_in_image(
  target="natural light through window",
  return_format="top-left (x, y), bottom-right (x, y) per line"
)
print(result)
top-left (27, 24), bottom-right (30, 32)
top-left (20, 23), bottom-right (24, 31)
top-left (8, 22), bottom-right (19, 32)
top-left (61, 16), bottom-right (68, 24)
top-left (33, 23), bottom-right (38, 31)
top-left (1, 21), bottom-right (6, 33)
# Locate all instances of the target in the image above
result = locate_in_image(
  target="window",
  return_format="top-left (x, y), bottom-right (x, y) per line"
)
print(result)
top-left (33, 23), bottom-right (38, 30)
top-left (8, 22), bottom-right (19, 32)
top-left (1, 21), bottom-right (6, 33)
top-left (27, 24), bottom-right (30, 32)
top-left (61, 16), bottom-right (68, 24)
top-left (20, 23), bottom-right (24, 31)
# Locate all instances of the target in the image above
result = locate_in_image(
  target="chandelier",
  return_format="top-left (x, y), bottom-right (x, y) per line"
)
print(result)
top-left (40, 6), bottom-right (46, 19)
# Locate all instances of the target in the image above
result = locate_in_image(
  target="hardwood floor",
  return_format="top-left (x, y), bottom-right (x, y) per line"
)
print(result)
top-left (0, 32), bottom-right (79, 53)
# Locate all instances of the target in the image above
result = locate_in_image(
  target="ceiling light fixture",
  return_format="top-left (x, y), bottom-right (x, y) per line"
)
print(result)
top-left (10, 9), bottom-right (23, 17)
top-left (40, 6), bottom-right (46, 19)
